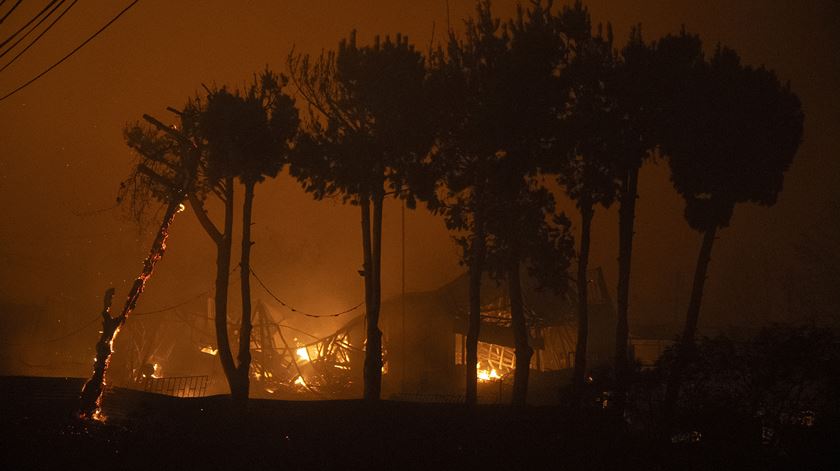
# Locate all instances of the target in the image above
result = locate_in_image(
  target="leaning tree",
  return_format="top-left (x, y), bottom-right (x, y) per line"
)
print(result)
top-left (79, 112), bottom-right (200, 419)
top-left (121, 70), bottom-right (298, 402)
top-left (661, 43), bottom-right (804, 413)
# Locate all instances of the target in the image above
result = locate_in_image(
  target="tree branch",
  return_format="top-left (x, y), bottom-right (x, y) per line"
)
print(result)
top-left (189, 192), bottom-right (223, 243)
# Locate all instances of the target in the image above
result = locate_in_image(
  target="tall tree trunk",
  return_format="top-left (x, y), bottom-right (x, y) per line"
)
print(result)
top-left (234, 180), bottom-right (255, 402)
top-left (466, 216), bottom-right (486, 406)
top-left (370, 190), bottom-right (384, 397)
top-left (213, 178), bottom-right (239, 398)
top-left (361, 191), bottom-right (383, 400)
top-left (509, 259), bottom-right (532, 407)
top-left (664, 225), bottom-right (718, 417)
top-left (573, 201), bottom-right (594, 396)
top-left (79, 198), bottom-right (182, 418)
top-left (614, 165), bottom-right (639, 413)
top-left (360, 194), bottom-right (372, 397)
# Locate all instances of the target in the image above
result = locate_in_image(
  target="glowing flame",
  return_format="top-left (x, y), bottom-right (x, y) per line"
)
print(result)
top-left (177, 203), bottom-right (186, 213)
top-left (294, 375), bottom-right (306, 387)
top-left (296, 347), bottom-right (310, 362)
top-left (200, 346), bottom-right (218, 356)
top-left (151, 363), bottom-right (161, 379)
top-left (477, 363), bottom-right (500, 383)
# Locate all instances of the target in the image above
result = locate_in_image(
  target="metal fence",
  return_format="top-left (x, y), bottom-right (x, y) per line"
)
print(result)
top-left (141, 375), bottom-right (208, 398)
top-left (390, 392), bottom-right (466, 403)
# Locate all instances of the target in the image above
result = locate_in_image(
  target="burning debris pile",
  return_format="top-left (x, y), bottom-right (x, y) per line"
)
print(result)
top-left (248, 305), bottom-right (364, 397)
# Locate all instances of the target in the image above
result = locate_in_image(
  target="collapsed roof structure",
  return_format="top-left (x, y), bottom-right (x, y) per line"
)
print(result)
top-left (111, 268), bottom-right (616, 402)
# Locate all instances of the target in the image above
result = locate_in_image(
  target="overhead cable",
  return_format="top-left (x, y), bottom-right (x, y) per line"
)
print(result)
top-left (0, 0), bottom-right (57, 49)
top-left (0, 0), bottom-right (139, 103)
top-left (0, 0), bottom-right (78, 74)
top-left (250, 266), bottom-right (364, 318)
top-left (0, 0), bottom-right (23, 26)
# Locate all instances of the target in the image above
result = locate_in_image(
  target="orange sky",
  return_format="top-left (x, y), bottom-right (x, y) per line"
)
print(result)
top-left (1, 0), bottom-right (838, 337)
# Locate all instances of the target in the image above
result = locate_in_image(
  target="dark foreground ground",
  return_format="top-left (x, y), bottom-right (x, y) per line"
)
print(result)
top-left (1, 376), bottom-right (838, 470)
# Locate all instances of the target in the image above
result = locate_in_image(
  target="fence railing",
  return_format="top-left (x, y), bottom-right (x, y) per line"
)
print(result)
top-left (141, 375), bottom-right (208, 398)
top-left (390, 392), bottom-right (465, 403)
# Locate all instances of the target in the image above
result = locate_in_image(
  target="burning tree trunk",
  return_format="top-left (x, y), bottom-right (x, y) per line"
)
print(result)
top-left (79, 199), bottom-right (183, 419)
top-left (78, 288), bottom-right (117, 418)
top-left (81, 110), bottom-right (198, 418)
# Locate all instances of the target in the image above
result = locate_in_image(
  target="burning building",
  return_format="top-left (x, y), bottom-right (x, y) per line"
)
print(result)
top-left (376, 267), bottom-right (616, 402)
top-left (107, 268), bottom-right (615, 403)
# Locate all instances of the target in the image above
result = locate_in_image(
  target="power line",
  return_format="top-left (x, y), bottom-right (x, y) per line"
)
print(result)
top-left (0, 0), bottom-right (57, 49)
top-left (250, 266), bottom-right (364, 318)
top-left (0, 0), bottom-right (139, 103)
top-left (0, 314), bottom-right (99, 346)
top-left (0, 0), bottom-right (77, 74)
top-left (43, 315), bottom-right (100, 342)
top-left (133, 266), bottom-right (240, 316)
top-left (0, 0), bottom-right (63, 59)
top-left (0, 267), bottom-right (238, 346)
top-left (132, 290), bottom-right (210, 316)
top-left (71, 201), bottom-right (119, 217)
top-left (0, 0), bottom-right (22, 26)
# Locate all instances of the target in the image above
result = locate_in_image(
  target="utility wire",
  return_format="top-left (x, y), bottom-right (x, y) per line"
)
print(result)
top-left (0, 314), bottom-right (99, 346)
top-left (0, 0), bottom-right (63, 59)
top-left (0, 267), bottom-right (235, 346)
top-left (71, 201), bottom-right (119, 217)
top-left (0, 0), bottom-right (56, 49)
top-left (0, 0), bottom-right (139, 103)
top-left (0, 0), bottom-right (77, 74)
top-left (132, 290), bottom-right (210, 316)
top-left (250, 266), bottom-right (364, 318)
top-left (0, 0), bottom-right (22, 26)
top-left (134, 265), bottom-right (240, 316)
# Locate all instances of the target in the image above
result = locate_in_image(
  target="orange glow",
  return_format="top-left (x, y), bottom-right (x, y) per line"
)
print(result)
top-left (200, 346), bottom-right (218, 355)
top-left (296, 347), bottom-right (310, 362)
top-left (477, 363), bottom-right (501, 383)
